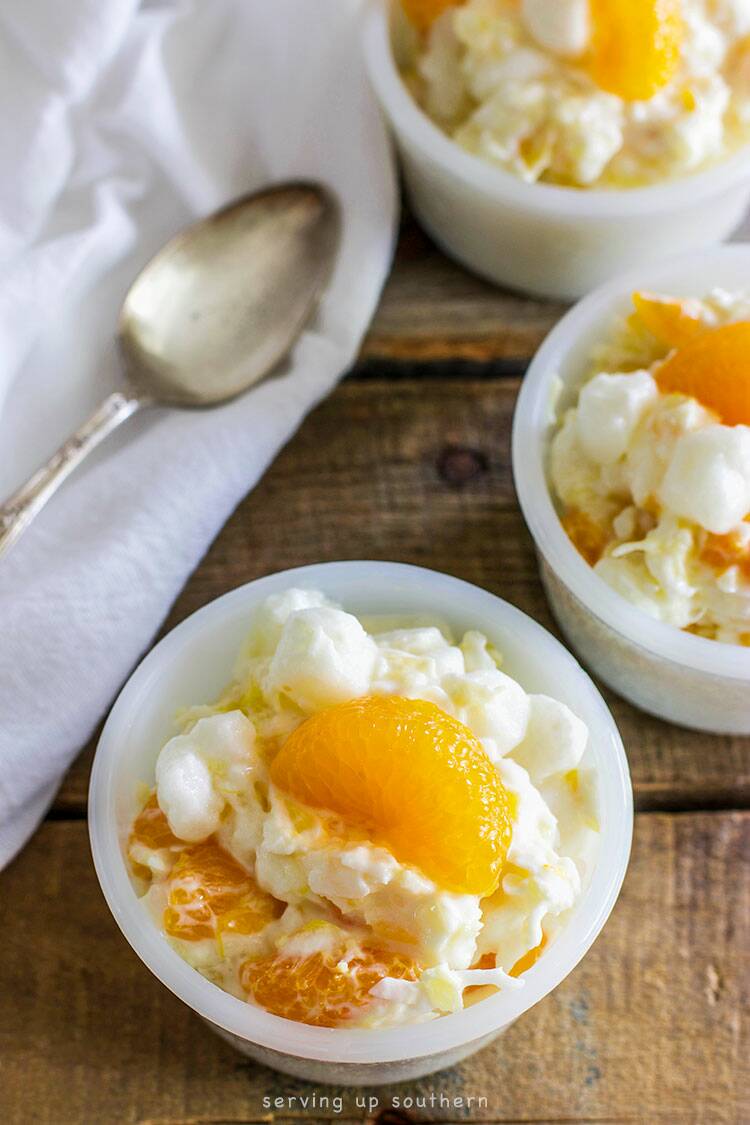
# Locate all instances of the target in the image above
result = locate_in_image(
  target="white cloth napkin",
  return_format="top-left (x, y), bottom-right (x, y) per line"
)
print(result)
top-left (0, 0), bottom-right (396, 866)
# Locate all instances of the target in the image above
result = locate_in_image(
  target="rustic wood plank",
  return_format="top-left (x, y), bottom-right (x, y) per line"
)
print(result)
top-left (1, 814), bottom-right (746, 1124)
top-left (54, 379), bottom-right (750, 815)
top-left (361, 219), bottom-right (566, 365)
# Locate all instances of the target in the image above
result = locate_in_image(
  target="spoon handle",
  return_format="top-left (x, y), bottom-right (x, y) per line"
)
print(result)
top-left (0, 390), bottom-right (143, 560)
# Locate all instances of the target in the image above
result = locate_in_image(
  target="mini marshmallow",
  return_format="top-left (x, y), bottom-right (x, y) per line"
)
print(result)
top-left (624, 396), bottom-right (712, 508)
top-left (155, 711), bottom-right (256, 841)
top-left (375, 626), bottom-right (465, 685)
top-left (244, 587), bottom-right (331, 655)
top-left (510, 694), bottom-right (588, 782)
top-left (444, 667), bottom-right (530, 752)
top-left (576, 371), bottom-right (658, 466)
top-left (156, 746), bottom-right (218, 842)
top-left (658, 424), bottom-right (750, 534)
top-left (521, 0), bottom-right (590, 57)
top-left (265, 606), bottom-right (378, 712)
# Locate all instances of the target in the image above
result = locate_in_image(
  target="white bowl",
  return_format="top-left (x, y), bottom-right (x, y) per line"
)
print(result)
top-left (361, 0), bottom-right (750, 301)
top-left (89, 561), bottom-right (632, 1085)
top-left (513, 244), bottom-right (750, 734)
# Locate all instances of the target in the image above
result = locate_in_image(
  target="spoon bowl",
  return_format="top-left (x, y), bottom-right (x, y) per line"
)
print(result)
top-left (120, 183), bottom-right (340, 406)
top-left (0, 181), bottom-right (340, 556)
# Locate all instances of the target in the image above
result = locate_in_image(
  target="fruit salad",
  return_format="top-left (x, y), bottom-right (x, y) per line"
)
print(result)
top-left (400, 0), bottom-right (750, 188)
top-left (549, 288), bottom-right (750, 645)
top-left (128, 589), bottom-right (599, 1028)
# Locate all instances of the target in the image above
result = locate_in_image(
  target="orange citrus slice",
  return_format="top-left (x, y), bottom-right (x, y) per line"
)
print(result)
top-left (632, 291), bottom-right (707, 350)
top-left (561, 509), bottom-right (608, 566)
top-left (401, 0), bottom-right (456, 33)
top-left (269, 695), bottom-right (513, 897)
top-left (654, 321), bottom-right (750, 426)
top-left (240, 939), bottom-right (419, 1027)
top-left (510, 934), bottom-right (547, 977)
top-left (129, 793), bottom-right (185, 880)
top-left (588, 0), bottom-right (684, 101)
top-left (130, 793), bottom-right (182, 852)
top-left (468, 938), bottom-right (547, 981)
top-left (700, 530), bottom-right (750, 582)
top-left (164, 839), bottom-right (282, 942)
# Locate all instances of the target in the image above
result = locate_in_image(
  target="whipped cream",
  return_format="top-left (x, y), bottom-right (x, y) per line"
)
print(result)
top-left (130, 589), bottom-right (600, 1027)
top-left (406, 0), bottom-right (750, 188)
top-left (549, 288), bottom-right (750, 644)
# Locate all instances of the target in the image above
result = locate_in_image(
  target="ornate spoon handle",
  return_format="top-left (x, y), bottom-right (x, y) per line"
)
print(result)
top-left (0, 391), bottom-right (143, 560)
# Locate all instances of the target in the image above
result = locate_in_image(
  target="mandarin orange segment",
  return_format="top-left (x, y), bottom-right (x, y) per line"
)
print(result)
top-left (216, 890), bottom-right (285, 938)
top-left (561, 509), bottom-right (608, 566)
top-left (726, 33), bottom-right (750, 80)
top-left (270, 695), bottom-right (513, 896)
top-left (632, 291), bottom-right (707, 350)
top-left (401, 0), bottom-right (457, 33)
top-left (588, 0), bottom-right (684, 101)
top-left (240, 940), bottom-right (419, 1027)
top-left (164, 839), bottom-right (281, 942)
top-left (130, 793), bottom-right (182, 852)
top-left (510, 934), bottom-right (547, 977)
top-left (700, 530), bottom-right (750, 581)
top-left (654, 321), bottom-right (750, 426)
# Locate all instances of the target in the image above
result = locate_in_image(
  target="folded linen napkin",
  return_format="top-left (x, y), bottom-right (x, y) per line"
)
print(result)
top-left (0, 0), bottom-right (396, 866)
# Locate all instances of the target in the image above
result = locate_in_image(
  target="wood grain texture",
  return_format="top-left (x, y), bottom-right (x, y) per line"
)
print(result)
top-left (54, 379), bottom-right (750, 815)
top-left (361, 220), bottom-right (566, 365)
top-left (1, 814), bottom-right (747, 1125)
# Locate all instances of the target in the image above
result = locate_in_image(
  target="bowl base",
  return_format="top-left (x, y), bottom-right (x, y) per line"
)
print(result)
top-left (207, 1020), bottom-right (505, 1086)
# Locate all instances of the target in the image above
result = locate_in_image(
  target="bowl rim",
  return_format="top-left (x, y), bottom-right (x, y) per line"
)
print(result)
top-left (89, 560), bottom-right (633, 1065)
top-left (361, 0), bottom-right (750, 219)
top-left (512, 243), bottom-right (750, 681)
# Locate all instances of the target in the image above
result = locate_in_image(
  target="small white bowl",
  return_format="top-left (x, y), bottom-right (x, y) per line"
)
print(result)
top-left (89, 561), bottom-right (631, 1086)
top-left (513, 244), bottom-right (750, 734)
top-left (362, 0), bottom-right (750, 301)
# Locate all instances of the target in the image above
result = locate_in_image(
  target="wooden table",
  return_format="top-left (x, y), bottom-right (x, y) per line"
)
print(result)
top-left (2, 219), bottom-right (748, 1125)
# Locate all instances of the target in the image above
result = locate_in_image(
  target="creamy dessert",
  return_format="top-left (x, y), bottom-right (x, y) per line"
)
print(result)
top-left (400, 0), bottom-right (750, 188)
top-left (128, 588), bottom-right (599, 1028)
top-left (549, 288), bottom-right (750, 645)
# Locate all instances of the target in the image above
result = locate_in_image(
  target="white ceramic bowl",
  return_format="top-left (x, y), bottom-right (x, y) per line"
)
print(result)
top-left (361, 0), bottom-right (750, 301)
top-left (513, 244), bottom-right (750, 734)
top-left (89, 561), bottom-right (632, 1085)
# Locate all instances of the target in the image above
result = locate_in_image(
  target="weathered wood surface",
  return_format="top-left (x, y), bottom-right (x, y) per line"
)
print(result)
top-left (54, 379), bottom-right (750, 815)
top-left (6, 220), bottom-right (750, 1125)
top-left (362, 220), bottom-right (566, 366)
top-left (2, 813), bottom-right (747, 1125)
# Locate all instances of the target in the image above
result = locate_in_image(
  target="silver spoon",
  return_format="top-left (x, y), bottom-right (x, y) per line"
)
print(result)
top-left (0, 181), bottom-right (340, 558)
